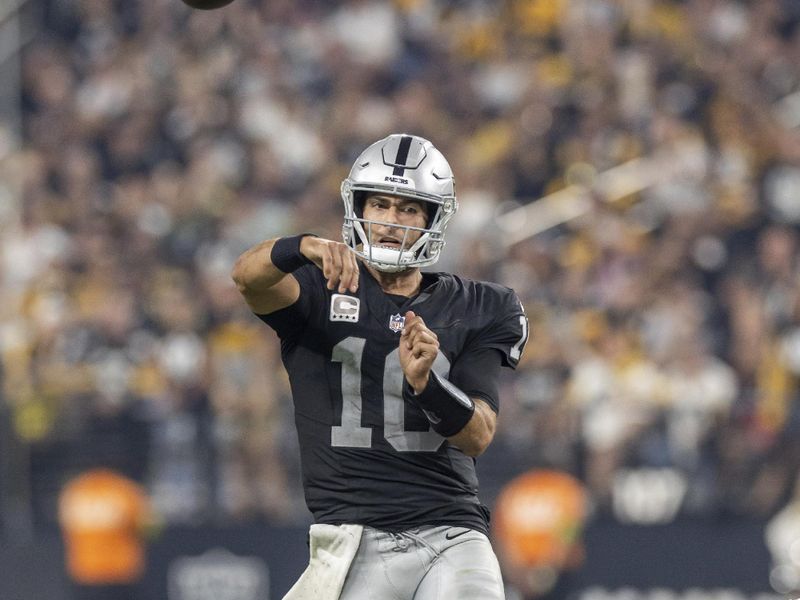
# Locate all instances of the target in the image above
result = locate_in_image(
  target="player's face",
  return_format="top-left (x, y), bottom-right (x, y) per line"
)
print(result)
top-left (362, 194), bottom-right (429, 249)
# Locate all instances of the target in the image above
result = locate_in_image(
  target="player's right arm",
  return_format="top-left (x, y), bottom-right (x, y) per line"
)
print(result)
top-left (231, 236), bottom-right (359, 315)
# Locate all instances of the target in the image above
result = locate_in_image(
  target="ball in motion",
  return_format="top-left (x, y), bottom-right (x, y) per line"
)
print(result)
top-left (180, 0), bottom-right (235, 10)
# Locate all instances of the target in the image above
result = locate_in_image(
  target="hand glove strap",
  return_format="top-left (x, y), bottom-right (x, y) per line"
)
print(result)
top-left (402, 371), bottom-right (474, 437)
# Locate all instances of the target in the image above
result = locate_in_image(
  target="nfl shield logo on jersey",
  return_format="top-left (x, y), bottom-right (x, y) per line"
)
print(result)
top-left (389, 313), bottom-right (405, 333)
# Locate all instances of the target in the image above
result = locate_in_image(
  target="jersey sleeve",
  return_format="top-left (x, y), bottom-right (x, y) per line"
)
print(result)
top-left (467, 285), bottom-right (529, 369)
top-left (445, 285), bottom-right (528, 413)
top-left (448, 346), bottom-right (504, 413)
top-left (255, 264), bottom-right (322, 341)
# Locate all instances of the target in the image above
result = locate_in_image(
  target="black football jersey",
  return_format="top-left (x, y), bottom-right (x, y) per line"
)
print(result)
top-left (257, 262), bottom-right (528, 535)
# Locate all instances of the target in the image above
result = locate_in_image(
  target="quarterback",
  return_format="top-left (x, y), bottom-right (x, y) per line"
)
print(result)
top-left (232, 134), bottom-right (528, 599)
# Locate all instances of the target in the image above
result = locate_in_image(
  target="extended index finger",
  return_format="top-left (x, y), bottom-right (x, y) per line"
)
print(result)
top-left (401, 311), bottom-right (422, 336)
top-left (338, 245), bottom-right (359, 293)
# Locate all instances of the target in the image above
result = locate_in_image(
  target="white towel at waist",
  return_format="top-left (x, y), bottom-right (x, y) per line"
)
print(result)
top-left (282, 523), bottom-right (364, 600)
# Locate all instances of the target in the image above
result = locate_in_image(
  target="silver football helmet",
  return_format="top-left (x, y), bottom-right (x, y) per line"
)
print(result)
top-left (341, 134), bottom-right (458, 272)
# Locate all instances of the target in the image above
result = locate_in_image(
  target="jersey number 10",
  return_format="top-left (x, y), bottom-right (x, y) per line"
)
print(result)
top-left (330, 336), bottom-right (450, 453)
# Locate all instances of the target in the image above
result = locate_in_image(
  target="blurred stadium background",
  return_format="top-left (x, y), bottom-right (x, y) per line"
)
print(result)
top-left (2, 0), bottom-right (800, 598)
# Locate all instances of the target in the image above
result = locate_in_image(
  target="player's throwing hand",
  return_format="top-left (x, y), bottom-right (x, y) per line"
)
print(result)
top-left (400, 311), bottom-right (439, 392)
top-left (300, 237), bottom-right (359, 294)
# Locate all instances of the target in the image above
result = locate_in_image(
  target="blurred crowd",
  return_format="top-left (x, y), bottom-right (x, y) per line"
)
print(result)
top-left (2, 0), bottom-right (800, 530)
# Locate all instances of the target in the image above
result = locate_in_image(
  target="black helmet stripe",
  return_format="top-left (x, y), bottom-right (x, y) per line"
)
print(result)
top-left (392, 135), bottom-right (413, 176)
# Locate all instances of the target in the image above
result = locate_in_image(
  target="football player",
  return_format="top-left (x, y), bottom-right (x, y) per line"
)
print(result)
top-left (232, 134), bottom-right (529, 600)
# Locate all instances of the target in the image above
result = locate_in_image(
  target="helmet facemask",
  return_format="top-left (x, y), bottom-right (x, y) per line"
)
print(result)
top-left (341, 134), bottom-right (457, 273)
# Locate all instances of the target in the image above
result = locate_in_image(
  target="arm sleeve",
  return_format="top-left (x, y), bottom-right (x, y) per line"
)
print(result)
top-left (446, 287), bottom-right (529, 413)
top-left (448, 347), bottom-right (505, 414)
top-left (467, 287), bottom-right (529, 369)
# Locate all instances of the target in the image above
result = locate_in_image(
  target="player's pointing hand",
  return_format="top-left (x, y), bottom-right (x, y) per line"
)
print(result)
top-left (300, 236), bottom-right (359, 294)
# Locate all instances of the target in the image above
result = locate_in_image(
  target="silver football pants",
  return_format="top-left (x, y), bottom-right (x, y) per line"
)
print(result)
top-left (339, 525), bottom-right (505, 600)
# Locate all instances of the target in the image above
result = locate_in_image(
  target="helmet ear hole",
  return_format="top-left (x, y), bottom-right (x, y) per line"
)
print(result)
top-left (353, 191), bottom-right (367, 218)
top-left (423, 201), bottom-right (435, 229)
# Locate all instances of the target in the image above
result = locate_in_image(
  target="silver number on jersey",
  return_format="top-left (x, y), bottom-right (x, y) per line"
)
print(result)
top-left (330, 336), bottom-right (448, 452)
top-left (510, 314), bottom-right (529, 362)
top-left (383, 348), bottom-right (450, 452)
top-left (331, 337), bottom-right (372, 447)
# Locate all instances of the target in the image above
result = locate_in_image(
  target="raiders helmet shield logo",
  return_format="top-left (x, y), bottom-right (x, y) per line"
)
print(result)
top-left (389, 313), bottom-right (405, 332)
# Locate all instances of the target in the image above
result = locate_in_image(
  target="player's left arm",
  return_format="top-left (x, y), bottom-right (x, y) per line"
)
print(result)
top-left (446, 397), bottom-right (496, 457)
top-left (400, 309), bottom-right (523, 457)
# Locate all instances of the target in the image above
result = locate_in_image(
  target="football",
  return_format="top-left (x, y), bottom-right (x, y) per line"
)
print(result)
top-left (180, 0), bottom-right (236, 9)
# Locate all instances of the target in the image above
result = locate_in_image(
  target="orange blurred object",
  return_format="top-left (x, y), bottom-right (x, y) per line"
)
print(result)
top-left (493, 469), bottom-right (588, 569)
top-left (58, 469), bottom-right (154, 585)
